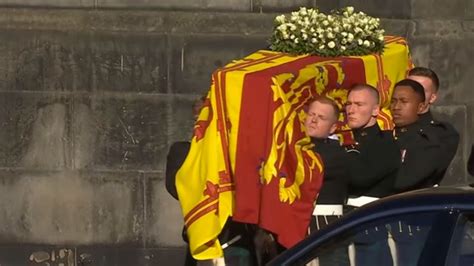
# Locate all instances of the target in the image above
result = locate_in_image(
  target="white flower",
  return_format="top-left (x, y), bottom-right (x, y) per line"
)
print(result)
top-left (275, 15), bottom-right (286, 24)
top-left (270, 6), bottom-right (384, 56)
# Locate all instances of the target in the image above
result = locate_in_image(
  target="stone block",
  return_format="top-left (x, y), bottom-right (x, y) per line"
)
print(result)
top-left (0, 0), bottom-right (94, 7)
top-left (72, 96), bottom-right (169, 171)
top-left (431, 105), bottom-right (468, 185)
top-left (381, 19), bottom-right (411, 38)
top-left (170, 35), bottom-right (269, 94)
top-left (256, 0), bottom-right (314, 12)
top-left (145, 174), bottom-right (185, 247)
top-left (407, 38), bottom-right (474, 104)
top-left (165, 12), bottom-right (274, 35)
top-left (0, 93), bottom-right (72, 169)
top-left (411, 0), bottom-right (474, 19)
top-left (97, 0), bottom-right (251, 11)
top-left (0, 170), bottom-right (144, 245)
top-left (0, 30), bottom-right (168, 93)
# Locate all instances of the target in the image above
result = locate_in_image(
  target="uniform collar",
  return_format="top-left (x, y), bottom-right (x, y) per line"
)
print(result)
top-left (353, 123), bottom-right (381, 139)
top-left (311, 137), bottom-right (331, 144)
top-left (395, 121), bottom-right (423, 136)
top-left (419, 110), bottom-right (434, 125)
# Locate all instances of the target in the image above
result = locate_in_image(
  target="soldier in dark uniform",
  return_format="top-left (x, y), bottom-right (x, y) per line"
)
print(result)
top-left (408, 67), bottom-right (459, 183)
top-left (344, 84), bottom-right (400, 202)
top-left (390, 79), bottom-right (446, 266)
top-left (391, 79), bottom-right (446, 192)
top-left (304, 96), bottom-right (349, 265)
top-left (344, 84), bottom-right (401, 266)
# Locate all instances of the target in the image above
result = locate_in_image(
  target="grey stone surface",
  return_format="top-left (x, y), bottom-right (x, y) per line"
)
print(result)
top-left (0, 0), bottom-right (95, 8)
top-left (170, 34), bottom-right (269, 94)
top-left (432, 105), bottom-right (469, 185)
top-left (411, 0), bottom-right (474, 19)
top-left (0, 9), bottom-right (275, 35)
top-left (407, 38), bottom-right (474, 104)
top-left (0, 93), bottom-right (71, 169)
top-left (0, 245), bottom-right (186, 265)
top-left (97, 0), bottom-right (251, 11)
top-left (0, 30), bottom-right (168, 93)
top-left (0, 170), bottom-right (144, 245)
top-left (256, 0), bottom-right (314, 12)
top-left (75, 96), bottom-right (169, 171)
top-left (145, 174), bottom-right (185, 247)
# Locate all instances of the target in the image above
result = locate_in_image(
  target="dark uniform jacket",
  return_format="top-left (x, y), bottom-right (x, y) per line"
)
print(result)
top-left (394, 121), bottom-right (444, 193)
top-left (418, 111), bottom-right (459, 183)
top-left (165, 141), bottom-right (191, 200)
top-left (346, 123), bottom-right (401, 198)
top-left (312, 137), bottom-right (349, 205)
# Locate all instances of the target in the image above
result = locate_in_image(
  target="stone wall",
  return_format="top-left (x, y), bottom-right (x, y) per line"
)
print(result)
top-left (0, 1), bottom-right (472, 264)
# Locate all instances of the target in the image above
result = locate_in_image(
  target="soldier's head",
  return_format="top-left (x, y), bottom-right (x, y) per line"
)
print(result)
top-left (305, 96), bottom-right (340, 139)
top-left (408, 67), bottom-right (439, 113)
top-left (345, 84), bottom-right (380, 129)
top-left (390, 79), bottom-right (426, 127)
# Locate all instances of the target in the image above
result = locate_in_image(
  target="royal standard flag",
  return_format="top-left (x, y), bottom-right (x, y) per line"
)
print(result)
top-left (176, 36), bottom-right (412, 259)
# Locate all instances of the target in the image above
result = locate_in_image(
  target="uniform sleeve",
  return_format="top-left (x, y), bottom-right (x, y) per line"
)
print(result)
top-left (165, 141), bottom-right (191, 200)
top-left (394, 133), bottom-right (443, 192)
top-left (348, 135), bottom-right (400, 191)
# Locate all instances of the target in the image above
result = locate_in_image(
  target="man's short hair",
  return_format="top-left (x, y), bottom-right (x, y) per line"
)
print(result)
top-left (408, 67), bottom-right (440, 91)
top-left (348, 83), bottom-right (380, 104)
top-left (307, 96), bottom-right (340, 121)
top-left (394, 79), bottom-right (426, 102)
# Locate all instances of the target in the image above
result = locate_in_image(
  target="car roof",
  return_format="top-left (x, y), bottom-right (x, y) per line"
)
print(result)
top-left (269, 185), bottom-right (474, 265)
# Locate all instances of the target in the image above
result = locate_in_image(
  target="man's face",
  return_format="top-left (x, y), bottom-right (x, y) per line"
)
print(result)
top-left (345, 89), bottom-right (379, 129)
top-left (390, 85), bottom-right (425, 127)
top-left (305, 101), bottom-right (338, 139)
top-left (408, 75), bottom-right (437, 110)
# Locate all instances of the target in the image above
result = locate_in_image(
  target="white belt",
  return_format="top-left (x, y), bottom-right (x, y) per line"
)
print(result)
top-left (346, 196), bottom-right (379, 207)
top-left (312, 204), bottom-right (343, 216)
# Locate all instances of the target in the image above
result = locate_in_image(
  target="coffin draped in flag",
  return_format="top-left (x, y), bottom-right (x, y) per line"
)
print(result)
top-left (176, 36), bottom-right (412, 259)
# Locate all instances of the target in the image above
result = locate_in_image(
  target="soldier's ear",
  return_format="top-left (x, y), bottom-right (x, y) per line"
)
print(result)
top-left (329, 123), bottom-right (338, 135)
top-left (429, 93), bottom-right (438, 104)
top-left (417, 102), bottom-right (426, 114)
top-left (371, 104), bottom-right (380, 117)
